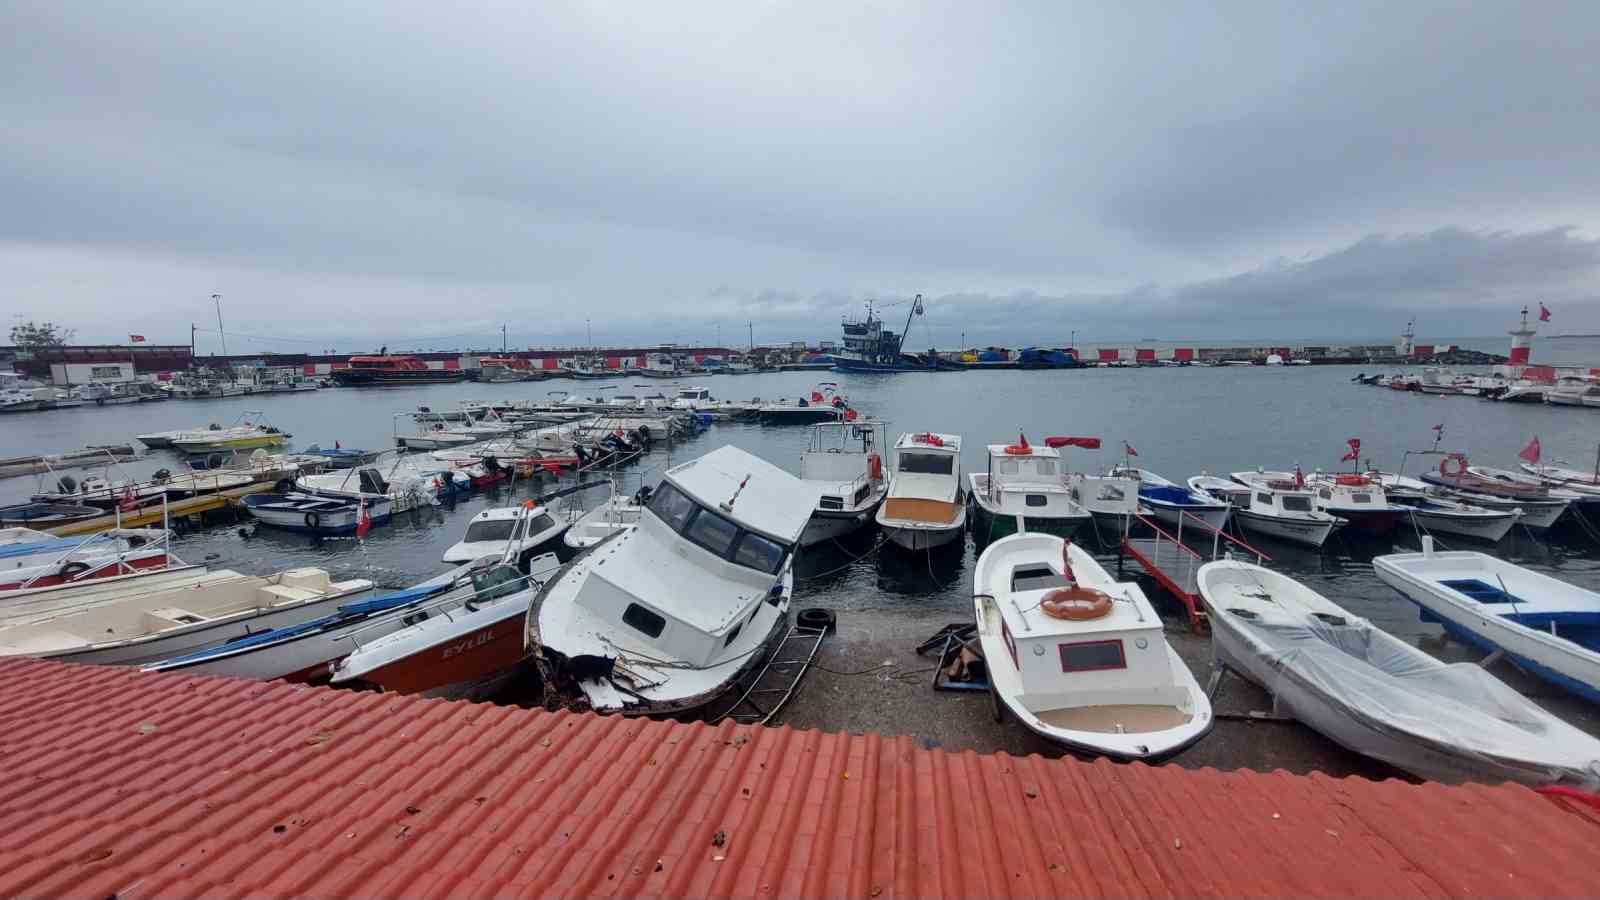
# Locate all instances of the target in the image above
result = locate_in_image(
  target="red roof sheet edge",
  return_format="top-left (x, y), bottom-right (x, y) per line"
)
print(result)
top-left (0, 658), bottom-right (1598, 898)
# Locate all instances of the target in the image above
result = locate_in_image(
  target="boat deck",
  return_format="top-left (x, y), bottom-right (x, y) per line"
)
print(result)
top-left (1035, 703), bottom-right (1193, 733)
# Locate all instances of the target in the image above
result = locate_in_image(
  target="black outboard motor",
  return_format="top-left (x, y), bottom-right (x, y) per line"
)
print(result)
top-left (56, 475), bottom-right (78, 494)
top-left (574, 445), bottom-right (591, 467)
top-left (483, 456), bottom-right (502, 473)
top-left (633, 483), bottom-right (654, 506)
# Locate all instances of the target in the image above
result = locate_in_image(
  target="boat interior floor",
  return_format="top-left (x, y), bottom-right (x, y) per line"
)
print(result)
top-left (1034, 704), bottom-right (1193, 734)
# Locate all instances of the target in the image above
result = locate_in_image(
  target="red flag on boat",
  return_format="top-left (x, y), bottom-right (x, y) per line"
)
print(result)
top-left (1018, 432), bottom-right (1029, 449)
top-left (128, 334), bottom-right (146, 343)
top-left (120, 484), bottom-right (138, 512)
top-left (1431, 423), bottom-right (1443, 433)
top-left (1519, 436), bottom-right (1542, 464)
top-left (1539, 303), bottom-right (1552, 323)
top-left (843, 407), bottom-right (858, 421)
top-left (356, 499), bottom-right (372, 540)
top-left (810, 390), bottom-right (824, 403)
top-left (1044, 436), bottom-right (1101, 449)
top-left (1123, 441), bottom-right (1138, 457)
top-left (1294, 465), bottom-right (1306, 489)
top-left (334, 440), bottom-right (341, 449)
top-left (1341, 438), bottom-right (1361, 462)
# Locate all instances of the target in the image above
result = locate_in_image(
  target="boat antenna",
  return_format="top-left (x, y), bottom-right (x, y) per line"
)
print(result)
top-left (720, 474), bottom-right (751, 512)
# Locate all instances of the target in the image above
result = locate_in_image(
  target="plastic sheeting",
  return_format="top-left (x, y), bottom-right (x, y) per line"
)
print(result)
top-left (1218, 611), bottom-right (1600, 788)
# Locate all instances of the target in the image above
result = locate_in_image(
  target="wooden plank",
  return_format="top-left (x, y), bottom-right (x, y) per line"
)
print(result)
top-left (44, 483), bottom-right (275, 537)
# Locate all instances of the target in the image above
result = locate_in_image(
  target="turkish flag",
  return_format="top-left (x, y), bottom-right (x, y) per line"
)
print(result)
top-left (356, 500), bottom-right (372, 539)
top-left (1518, 436), bottom-right (1542, 464)
top-left (1539, 304), bottom-right (1552, 323)
top-left (1341, 437), bottom-right (1361, 462)
top-left (129, 334), bottom-right (146, 343)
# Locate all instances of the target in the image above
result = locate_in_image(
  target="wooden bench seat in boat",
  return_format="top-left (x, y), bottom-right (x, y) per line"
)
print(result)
top-left (144, 608), bottom-right (209, 630)
top-left (881, 498), bottom-right (960, 524)
top-left (1034, 704), bottom-right (1193, 734)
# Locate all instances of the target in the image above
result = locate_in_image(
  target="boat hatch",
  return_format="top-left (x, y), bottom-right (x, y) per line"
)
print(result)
top-left (819, 495), bottom-right (844, 511)
top-left (881, 498), bottom-right (959, 524)
top-left (1011, 565), bottom-right (1069, 593)
top-left (1441, 579), bottom-right (1527, 604)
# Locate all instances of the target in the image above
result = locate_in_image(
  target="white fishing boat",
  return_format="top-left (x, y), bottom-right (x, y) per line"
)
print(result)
top-left (241, 493), bottom-right (391, 535)
top-left (968, 436), bottom-right (1091, 540)
top-left (1300, 471), bottom-right (1412, 536)
top-left (756, 384), bottom-right (849, 425)
top-left (0, 568), bottom-right (372, 666)
top-left (1422, 461), bottom-right (1574, 528)
top-left (877, 431), bottom-right (966, 550)
top-left (974, 533), bottom-right (1212, 760)
top-left (1186, 473), bottom-right (1252, 508)
top-left (330, 508), bottom-right (568, 700)
top-left (1521, 460), bottom-right (1600, 489)
top-left (1391, 494), bottom-right (1520, 542)
top-left (1201, 558), bottom-right (1600, 788)
top-left (1065, 470), bottom-right (1141, 533)
top-left (294, 458), bottom-right (460, 512)
top-left (797, 420), bottom-right (889, 546)
top-left (169, 421), bottom-right (290, 455)
top-left (148, 555), bottom-right (560, 683)
top-left (1374, 541), bottom-right (1600, 706)
top-left (1226, 472), bottom-right (1342, 548)
top-left (0, 528), bottom-right (175, 592)
top-left (0, 389), bottom-right (41, 413)
top-left (527, 445), bottom-right (820, 715)
top-left (1543, 376), bottom-right (1600, 407)
top-left (1110, 465), bottom-right (1230, 530)
top-left (442, 505), bottom-right (571, 568)
top-left (564, 489), bottom-right (646, 550)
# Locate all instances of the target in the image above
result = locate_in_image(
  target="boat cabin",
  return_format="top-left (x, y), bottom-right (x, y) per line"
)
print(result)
top-left (800, 421), bottom-right (887, 511)
top-left (883, 432), bottom-right (961, 521)
top-left (672, 387), bottom-right (714, 408)
top-left (993, 553), bottom-right (1186, 723)
top-left (560, 446), bottom-right (820, 668)
top-left (1312, 474), bottom-right (1393, 509)
top-left (1248, 480), bottom-right (1321, 517)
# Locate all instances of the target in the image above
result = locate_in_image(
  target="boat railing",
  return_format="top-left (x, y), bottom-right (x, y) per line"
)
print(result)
top-left (14, 495), bottom-right (176, 591)
top-left (1133, 508), bottom-right (1271, 566)
top-left (339, 571), bottom-right (541, 648)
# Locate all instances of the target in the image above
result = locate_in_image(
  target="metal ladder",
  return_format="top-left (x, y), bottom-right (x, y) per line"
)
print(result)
top-left (706, 622), bottom-right (830, 726)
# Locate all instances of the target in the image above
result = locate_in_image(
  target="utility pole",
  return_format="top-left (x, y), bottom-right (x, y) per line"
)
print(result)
top-left (190, 323), bottom-right (196, 358)
top-left (748, 322), bottom-right (753, 351)
top-left (502, 323), bottom-right (507, 354)
top-left (212, 294), bottom-right (227, 357)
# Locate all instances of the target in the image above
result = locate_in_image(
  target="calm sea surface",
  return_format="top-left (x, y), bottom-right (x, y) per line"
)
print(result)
top-left (6, 350), bottom-right (1600, 659)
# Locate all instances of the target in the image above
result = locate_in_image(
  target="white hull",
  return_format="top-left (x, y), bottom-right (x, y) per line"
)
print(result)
top-left (1231, 508), bottom-right (1336, 548)
top-left (1445, 492), bottom-right (1566, 529)
top-left (880, 512), bottom-right (965, 550)
top-left (13, 584), bottom-right (370, 667)
top-left (800, 507), bottom-right (877, 546)
top-left (1143, 499), bottom-right (1230, 532)
top-left (1405, 506), bottom-right (1518, 543)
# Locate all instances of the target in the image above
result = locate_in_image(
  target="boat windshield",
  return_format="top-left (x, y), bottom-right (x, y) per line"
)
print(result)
top-left (899, 452), bottom-right (953, 475)
top-left (468, 564), bottom-right (526, 602)
top-left (1281, 495), bottom-right (1313, 512)
top-left (464, 514), bottom-right (554, 543)
top-left (647, 482), bottom-right (789, 575)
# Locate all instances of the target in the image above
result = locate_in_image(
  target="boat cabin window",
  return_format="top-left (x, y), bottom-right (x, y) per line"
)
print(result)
top-left (852, 483), bottom-right (872, 505)
top-left (900, 452), bottom-right (953, 475)
top-left (622, 603), bottom-right (666, 639)
top-left (1011, 564), bottom-right (1069, 592)
top-left (1255, 492), bottom-right (1272, 506)
top-left (686, 507), bottom-right (740, 556)
top-left (733, 531), bottom-right (785, 573)
top-left (469, 565), bottom-right (526, 602)
top-left (1025, 494), bottom-right (1048, 507)
top-left (997, 458), bottom-right (1020, 475)
top-left (647, 482), bottom-right (792, 575)
top-left (1034, 459), bottom-right (1057, 476)
top-left (1281, 495), bottom-right (1313, 512)
top-left (819, 495), bottom-right (844, 511)
top-left (1351, 493), bottom-right (1372, 504)
top-left (1059, 639), bottom-right (1127, 673)
top-left (1318, 489), bottom-right (1332, 499)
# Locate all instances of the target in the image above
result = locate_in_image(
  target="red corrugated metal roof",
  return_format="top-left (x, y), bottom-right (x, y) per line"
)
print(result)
top-left (1, 657), bottom-right (1597, 898)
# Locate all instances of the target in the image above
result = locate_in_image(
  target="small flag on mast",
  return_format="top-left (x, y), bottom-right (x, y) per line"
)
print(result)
top-left (1539, 303), bottom-right (1552, 323)
top-left (1122, 441), bottom-right (1138, 457)
top-left (1341, 438), bottom-right (1361, 462)
top-left (356, 499), bottom-right (372, 540)
top-left (128, 334), bottom-right (146, 343)
top-left (1518, 436), bottom-right (1542, 464)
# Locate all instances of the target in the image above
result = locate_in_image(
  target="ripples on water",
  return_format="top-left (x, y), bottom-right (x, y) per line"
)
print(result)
top-left (5, 363), bottom-right (1600, 658)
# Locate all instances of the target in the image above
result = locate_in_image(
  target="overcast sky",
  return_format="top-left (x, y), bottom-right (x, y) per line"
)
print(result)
top-left (3, 1), bottom-right (1597, 352)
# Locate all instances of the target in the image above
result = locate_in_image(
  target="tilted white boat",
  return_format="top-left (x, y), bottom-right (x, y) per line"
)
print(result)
top-left (0, 568), bottom-right (372, 666)
top-left (1374, 542), bottom-right (1600, 707)
top-left (295, 458), bottom-right (460, 512)
top-left (1200, 559), bottom-right (1600, 788)
top-left (876, 432), bottom-right (965, 550)
top-left (797, 420), bottom-right (889, 546)
top-left (1110, 465), bottom-right (1230, 531)
top-left (1226, 473), bottom-right (1342, 548)
top-left (527, 445), bottom-right (820, 715)
top-left (974, 533), bottom-right (1212, 759)
top-left (968, 437), bottom-right (1092, 541)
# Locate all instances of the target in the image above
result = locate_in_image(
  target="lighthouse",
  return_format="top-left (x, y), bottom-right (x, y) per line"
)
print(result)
top-left (1509, 305), bottom-right (1536, 367)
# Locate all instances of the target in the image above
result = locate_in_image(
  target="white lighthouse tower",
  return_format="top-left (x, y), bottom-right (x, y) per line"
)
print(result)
top-left (1509, 305), bottom-right (1536, 368)
top-left (1396, 320), bottom-right (1415, 358)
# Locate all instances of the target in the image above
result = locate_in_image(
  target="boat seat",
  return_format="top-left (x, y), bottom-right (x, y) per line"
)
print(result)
top-left (145, 607), bottom-right (208, 630)
top-left (882, 498), bottom-right (959, 524)
top-left (1035, 704), bottom-right (1192, 734)
top-left (259, 585), bottom-right (321, 606)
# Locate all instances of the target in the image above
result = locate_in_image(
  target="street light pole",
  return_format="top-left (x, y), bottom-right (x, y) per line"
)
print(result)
top-left (212, 294), bottom-right (227, 357)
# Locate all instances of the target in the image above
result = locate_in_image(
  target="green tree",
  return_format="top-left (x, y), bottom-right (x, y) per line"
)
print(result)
top-left (9, 321), bottom-right (75, 347)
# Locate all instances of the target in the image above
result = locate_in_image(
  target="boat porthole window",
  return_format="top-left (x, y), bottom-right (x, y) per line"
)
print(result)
top-left (1024, 494), bottom-right (1048, 508)
top-left (1318, 489), bottom-right (1331, 499)
top-left (1135, 637), bottom-right (1149, 649)
top-left (1032, 644), bottom-right (1046, 656)
top-left (622, 603), bottom-right (666, 639)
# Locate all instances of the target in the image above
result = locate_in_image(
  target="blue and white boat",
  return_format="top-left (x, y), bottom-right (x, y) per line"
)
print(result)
top-left (242, 493), bottom-right (393, 535)
top-left (1109, 466), bottom-right (1230, 531)
top-left (1374, 541), bottom-right (1600, 705)
top-left (304, 445), bottom-right (382, 469)
top-left (831, 297), bottom-right (964, 372)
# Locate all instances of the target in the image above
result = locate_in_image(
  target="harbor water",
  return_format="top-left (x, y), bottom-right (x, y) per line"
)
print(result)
top-left (6, 357), bottom-right (1600, 666)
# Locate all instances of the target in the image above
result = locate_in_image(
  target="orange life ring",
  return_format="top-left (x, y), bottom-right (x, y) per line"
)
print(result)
top-left (867, 452), bottom-right (883, 481)
top-left (917, 433), bottom-right (945, 447)
top-left (1440, 453), bottom-right (1468, 477)
top-left (1335, 474), bottom-right (1368, 486)
top-left (1003, 444), bottom-right (1030, 455)
top-left (1040, 587), bottom-right (1114, 620)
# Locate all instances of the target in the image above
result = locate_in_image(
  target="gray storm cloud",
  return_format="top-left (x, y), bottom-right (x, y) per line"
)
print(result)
top-left (1, 0), bottom-right (1596, 350)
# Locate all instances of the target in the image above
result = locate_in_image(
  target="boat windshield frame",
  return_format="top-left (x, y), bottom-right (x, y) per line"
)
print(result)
top-left (646, 481), bottom-right (790, 575)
